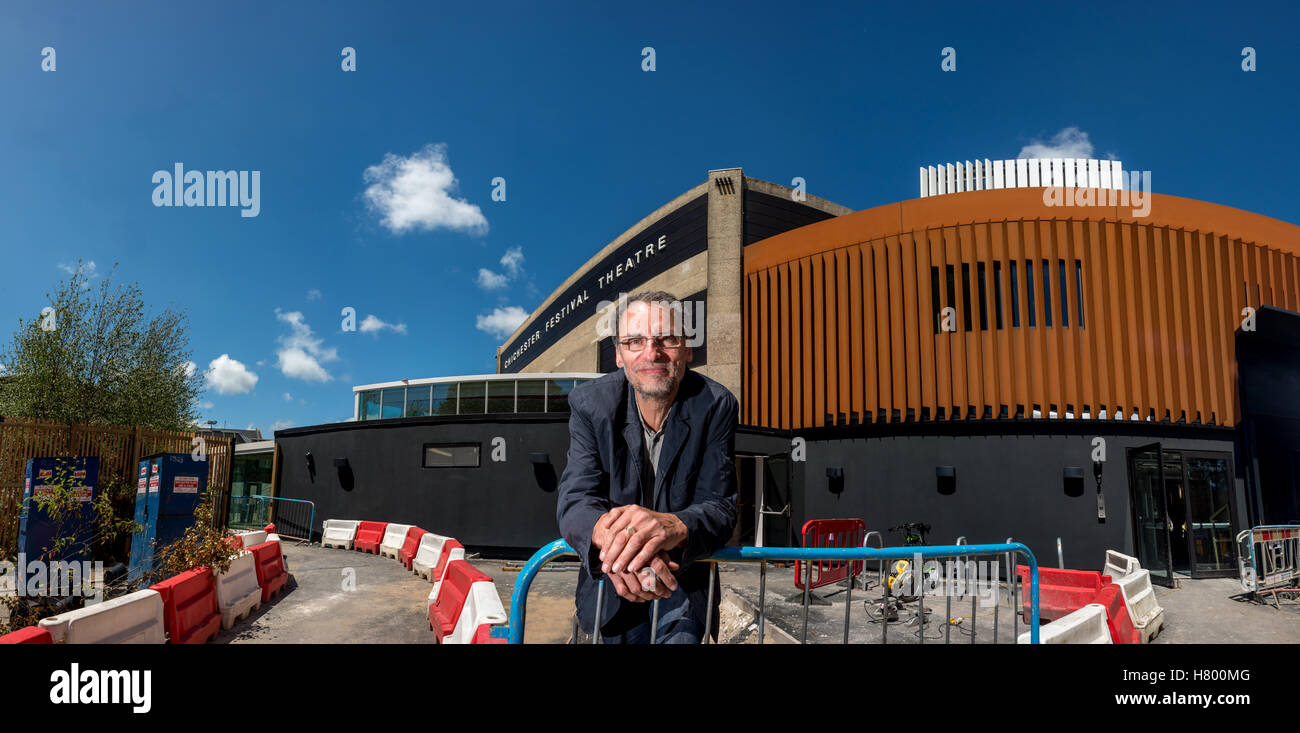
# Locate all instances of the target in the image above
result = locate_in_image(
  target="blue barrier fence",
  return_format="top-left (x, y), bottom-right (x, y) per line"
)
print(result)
top-left (506, 539), bottom-right (1041, 644)
top-left (228, 496), bottom-right (315, 542)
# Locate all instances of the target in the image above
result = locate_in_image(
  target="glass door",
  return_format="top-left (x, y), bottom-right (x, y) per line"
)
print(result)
top-left (1182, 452), bottom-right (1238, 578)
top-left (1128, 443), bottom-right (1176, 587)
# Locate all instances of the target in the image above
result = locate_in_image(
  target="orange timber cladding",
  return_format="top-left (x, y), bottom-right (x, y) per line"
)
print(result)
top-left (743, 188), bottom-right (1300, 431)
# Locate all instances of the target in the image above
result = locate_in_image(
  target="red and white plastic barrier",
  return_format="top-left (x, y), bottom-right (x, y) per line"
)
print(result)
top-left (150, 567), bottom-right (222, 644)
top-left (379, 524), bottom-right (415, 560)
top-left (428, 559), bottom-right (500, 643)
top-left (400, 528), bottom-right (429, 570)
top-left (354, 521), bottom-right (388, 554)
top-left (1102, 549), bottom-right (1141, 579)
top-left (1017, 565), bottom-right (1112, 622)
top-left (412, 533), bottom-right (453, 580)
top-left (234, 529), bottom-right (268, 548)
top-left (38, 589), bottom-right (166, 644)
top-left (0, 626), bottom-right (53, 644)
top-left (215, 551), bottom-right (262, 629)
top-left (1018, 603), bottom-right (1112, 644)
top-left (249, 540), bottom-right (289, 603)
top-left (1114, 569), bottom-right (1165, 643)
top-left (430, 539), bottom-right (467, 600)
top-left (322, 519), bottom-right (360, 550)
top-left (446, 580), bottom-right (508, 645)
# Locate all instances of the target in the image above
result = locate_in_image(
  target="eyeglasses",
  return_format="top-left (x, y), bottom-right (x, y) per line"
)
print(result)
top-left (617, 335), bottom-right (686, 352)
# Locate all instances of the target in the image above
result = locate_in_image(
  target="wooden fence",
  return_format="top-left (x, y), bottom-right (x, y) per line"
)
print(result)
top-left (0, 418), bottom-right (234, 556)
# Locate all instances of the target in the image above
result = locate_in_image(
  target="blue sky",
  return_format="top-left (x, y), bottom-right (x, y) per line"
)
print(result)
top-left (2, 1), bottom-right (1296, 435)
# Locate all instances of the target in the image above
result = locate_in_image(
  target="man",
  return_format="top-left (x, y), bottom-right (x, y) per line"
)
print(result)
top-left (556, 290), bottom-right (738, 643)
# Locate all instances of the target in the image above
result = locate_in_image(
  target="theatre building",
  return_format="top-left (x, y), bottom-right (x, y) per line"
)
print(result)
top-left (275, 164), bottom-right (1300, 584)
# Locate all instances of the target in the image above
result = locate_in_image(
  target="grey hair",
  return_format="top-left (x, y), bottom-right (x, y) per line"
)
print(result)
top-left (614, 290), bottom-right (682, 340)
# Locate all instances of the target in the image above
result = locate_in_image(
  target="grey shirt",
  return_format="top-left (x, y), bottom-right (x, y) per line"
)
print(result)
top-left (636, 400), bottom-right (672, 509)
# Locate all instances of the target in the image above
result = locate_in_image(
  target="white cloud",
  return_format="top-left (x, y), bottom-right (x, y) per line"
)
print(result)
top-left (182, 360), bottom-right (197, 378)
top-left (275, 309), bottom-right (337, 382)
top-left (207, 354), bottom-right (259, 395)
top-left (58, 261), bottom-right (99, 290)
top-left (306, 289), bottom-right (322, 302)
top-left (198, 400), bottom-right (214, 410)
top-left (476, 306), bottom-right (529, 339)
top-left (476, 268), bottom-right (508, 290)
top-left (271, 420), bottom-right (294, 432)
top-left (1018, 126), bottom-right (1095, 159)
top-left (0, 363), bottom-right (7, 376)
top-left (282, 392), bottom-right (292, 401)
top-left (359, 314), bottom-right (408, 335)
top-left (476, 246), bottom-right (526, 291)
top-left (500, 246), bottom-right (524, 277)
top-left (362, 143), bottom-right (487, 235)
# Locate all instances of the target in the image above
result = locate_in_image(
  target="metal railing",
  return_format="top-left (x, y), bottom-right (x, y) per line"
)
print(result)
top-left (505, 539), bottom-right (1041, 644)
top-left (227, 496), bottom-right (315, 543)
top-left (1236, 525), bottom-right (1299, 603)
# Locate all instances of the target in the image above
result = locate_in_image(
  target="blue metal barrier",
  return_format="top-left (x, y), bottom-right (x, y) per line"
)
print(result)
top-left (505, 539), bottom-right (1041, 644)
top-left (228, 496), bottom-right (315, 542)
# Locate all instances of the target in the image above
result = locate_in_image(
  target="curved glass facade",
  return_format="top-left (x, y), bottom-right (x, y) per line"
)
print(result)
top-left (356, 377), bottom-right (590, 421)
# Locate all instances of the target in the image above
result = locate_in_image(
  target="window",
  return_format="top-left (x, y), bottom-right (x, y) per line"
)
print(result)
top-left (930, 266), bottom-right (942, 334)
top-left (547, 379), bottom-right (575, 412)
top-left (486, 380), bottom-right (515, 413)
top-left (961, 263), bottom-right (972, 332)
top-left (1075, 260), bottom-right (1085, 328)
top-left (405, 385), bottom-right (431, 417)
top-left (381, 387), bottom-right (405, 419)
top-left (977, 262), bottom-right (988, 331)
top-left (458, 381), bottom-right (486, 414)
top-left (1058, 259), bottom-right (1069, 327)
top-left (1041, 260), bottom-right (1052, 327)
top-left (422, 443), bottom-right (480, 468)
top-left (360, 390), bottom-right (381, 420)
top-left (993, 262), bottom-right (1004, 329)
top-left (517, 380), bottom-right (546, 413)
top-left (1024, 260), bottom-right (1036, 327)
top-left (1010, 261), bottom-right (1020, 328)
top-left (430, 383), bottom-right (458, 416)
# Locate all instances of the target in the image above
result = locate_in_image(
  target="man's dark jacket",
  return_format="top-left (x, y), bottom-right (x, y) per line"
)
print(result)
top-left (556, 368), bottom-right (738, 635)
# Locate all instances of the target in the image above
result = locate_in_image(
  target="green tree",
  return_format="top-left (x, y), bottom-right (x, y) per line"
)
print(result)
top-left (0, 261), bottom-right (204, 430)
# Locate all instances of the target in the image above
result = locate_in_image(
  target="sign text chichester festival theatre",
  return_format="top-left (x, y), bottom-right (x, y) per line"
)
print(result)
top-left (503, 234), bottom-right (669, 370)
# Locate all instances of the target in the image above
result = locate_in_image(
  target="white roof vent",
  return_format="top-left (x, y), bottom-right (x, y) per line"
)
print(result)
top-left (919, 158), bottom-right (1126, 197)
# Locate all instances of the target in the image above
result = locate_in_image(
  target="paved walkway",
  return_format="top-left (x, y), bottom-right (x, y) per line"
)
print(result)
top-left (220, 544), bottom-right (1298, 644)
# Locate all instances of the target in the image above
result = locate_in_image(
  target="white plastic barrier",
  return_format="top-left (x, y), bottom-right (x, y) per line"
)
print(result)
top-left (1017, 603), bottom-right (1112, 644)
top-left (266, 533), bottom-right (282, 544)
top-left (38, 589), bottom-right (165, 644)
top-left (379, 524), bottom-right (415, 560)
top-left (1115, 569), bottom-right (1165, 643)
top-left (237, 530), bottom-right (268, 548)
top-left (412, 533), bottom-right (451, 580)
top-left (214, 551), bottom-right (262, 630)
top-left (1103, 549), bottom-right (1141, 579)
top-left (445, 581), bottom-right (508, 645)
top-left (322, 519), bottom-right (360, 550)
top-left (429, 545), bottom-right (467, 604)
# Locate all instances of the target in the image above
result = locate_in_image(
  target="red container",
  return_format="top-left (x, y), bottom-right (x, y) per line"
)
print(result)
top-left (429, 559), bottom-right (493, 642)
top-left (795, 518), bottom-right (867, 590)
top-left (1017, 565), bottom-right (1112, 622)
top-left (1093, 583), bottom-right (1140, 644)
top-left (0, 626), bottom-right (53, 644)
top-left (249, 540), bottom-right (289, 603)
top-left (150, 567), bottom-right (222, 644)
top-left (354, 521), bottom-right (388, 554)
top-left (400, 527), bottom-right (429, 570)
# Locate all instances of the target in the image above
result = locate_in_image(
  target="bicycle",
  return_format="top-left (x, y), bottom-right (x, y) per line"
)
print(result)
top-left (864, 522), bottom-right (942, 624)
